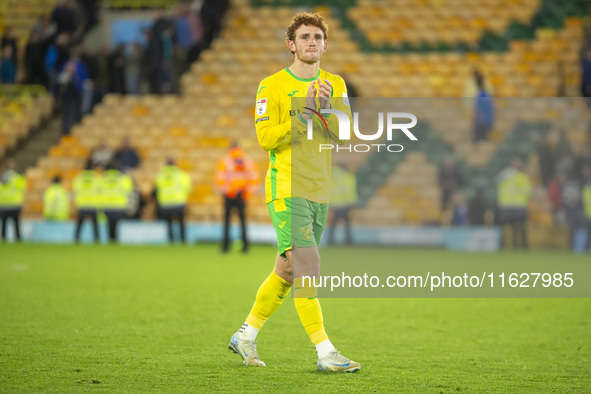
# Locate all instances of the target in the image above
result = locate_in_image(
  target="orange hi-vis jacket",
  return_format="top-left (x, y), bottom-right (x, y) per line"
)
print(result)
top-left (215, 147), bottom-right (259, 199)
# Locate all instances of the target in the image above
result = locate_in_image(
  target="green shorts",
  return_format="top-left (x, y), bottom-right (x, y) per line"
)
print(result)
top-left (267, 197), bottom-right (329, 256)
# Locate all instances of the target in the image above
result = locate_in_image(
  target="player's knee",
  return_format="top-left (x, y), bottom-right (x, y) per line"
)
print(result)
top-left (275, 253), bottom-right (292, 282)
top-left (275, 266), bottom-right (292, 283)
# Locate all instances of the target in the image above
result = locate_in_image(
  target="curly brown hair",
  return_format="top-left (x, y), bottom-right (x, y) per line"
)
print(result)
top-left (286, 13), bottom-right (328, 53)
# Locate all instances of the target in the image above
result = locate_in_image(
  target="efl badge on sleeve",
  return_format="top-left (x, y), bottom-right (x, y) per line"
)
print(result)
top-left (257, 99), bottom-right (267, 116)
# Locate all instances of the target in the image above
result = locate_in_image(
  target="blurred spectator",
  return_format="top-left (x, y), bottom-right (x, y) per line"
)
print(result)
top-left (114, 137), bottom-right (140, 173)
top-left (149, 8), bottom-right (174, 93)
top-left (173, 1), bottom-right (204, 85)
top-left (497, 157), bottom-right (532, 249)
top-left (80, 45), bottom-right (103, 113)
top-left (43, 176), bottom-right (70, 221)
top-left (553, 129), bottom-right (573, 178)
top-left (144, 28), bottom-right (162, 94)
top-left (160, 25), bottom-right (176, 93)
top-left (126, 178), bottom-right (145, 220)
top-left (102, 161), bottom-right (133, 243)
top-left (31, 15), bottom-right (57, 41)
top-left (473, 70), bottom-right (494, 143)
top-left (450, 191), bottom-right (469, 226)
top-left (25, 32), bottom-right (48, 85)
top-left (215, 144), bottom-right (258, 253)
top-left (108, 44), bottom-right (127, 94)
top-left (582, 19), bottom-right (591, 56)
top-left (537, 132), bottom-right (556, 186)
top-left (0, 46), bottom-right (16, 84)
top-left (572, 144), bottom-right (591, 182)
top-left (173, 4), bottom-right (190, 64)
top-left (439, 157), bottom-right (463, 210)
top-left (79, 0), bottom-right (99, 34)
top-left (90, 140), bottom-right (113, 169)
top-left (0, 160), bottom-right (26, 242)
top-left (45, 33), bottom-right (71, 96)
top-left (152, 8), bottom-right (174, 37)
top-left (188, 3), bottom-right (205, 64)
top-left (91, 44), bottom-right (110, 104)
top-left (1, 26), bottom-right (18, 69)
top-left (58, 54), bottom-right (90, 134)
top-left (582, 50), bottom-right (591, 108)
top-left (73, 161), bottom-right (101, 243)
top-left (80, 66), bottom-right (94, 116)
top-left (154, 159), bottom-right (192, 244)
top-left (328, 163), bottom-right (358, 245)
top-left (582, 166), bottom-right (591, 251)
top-left (201, 0), bottom-right (229, 49)
top-left (555, 129), bottom-right (572, 158)
top-left (556, 155), bottom-right (574, 184)
top-left (51, 0), bottom-right (78, 36)
top-left (547, 172), bottom-right (564, 223)
top-left (562, 172), bottom-right (583, 248)
top-left (340, 73), bottom-right (359, 99)
top-left (468, 187), bottom-right (487, 226)
top-left (125, 42), bottom-right (143, 95)
top-left (464, 67), bottom-right (493, 98)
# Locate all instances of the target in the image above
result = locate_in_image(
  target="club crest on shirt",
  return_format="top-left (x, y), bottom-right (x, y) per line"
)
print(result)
top-left (257, 98), bottom-right (267, 116)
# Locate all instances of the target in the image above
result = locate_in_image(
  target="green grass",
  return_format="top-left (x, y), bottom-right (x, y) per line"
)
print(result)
top-left (1, 244), bottom-right (590, 392)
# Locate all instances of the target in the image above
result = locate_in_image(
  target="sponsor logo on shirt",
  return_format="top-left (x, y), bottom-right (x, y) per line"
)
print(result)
top-left (256, 117), bottom-right (269, 124)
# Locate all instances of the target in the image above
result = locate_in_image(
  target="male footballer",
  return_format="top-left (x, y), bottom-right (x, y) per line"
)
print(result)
top-left (228, 12), bottom-right (360, 372)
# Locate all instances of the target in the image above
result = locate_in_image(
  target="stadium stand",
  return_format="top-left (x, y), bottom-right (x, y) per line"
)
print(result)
top-left (0, 0), bottom-right (56, 80)
top-left (0, 85), bottom-right (53, 161)
top-left (348, 0), bottom-right (540, 48)
top-left (105, 0), bottom-right (177, 9)
top-left (15, 0), bottom-right (590, 249)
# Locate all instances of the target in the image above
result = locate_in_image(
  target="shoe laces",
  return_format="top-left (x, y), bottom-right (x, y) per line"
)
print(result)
top-left (327, 350), bottom-right (346, 361)
top-left (244, 339), bottom-right (259, 355)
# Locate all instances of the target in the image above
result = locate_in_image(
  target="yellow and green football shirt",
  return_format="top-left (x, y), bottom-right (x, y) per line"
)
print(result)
top-left (254, 67), bottom-right (351, 204)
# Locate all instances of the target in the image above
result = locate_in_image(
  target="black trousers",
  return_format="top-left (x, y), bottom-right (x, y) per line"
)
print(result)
top-left (104, 210), bottom-right (126, 243)
top-left (61, 94), bottom-right (80, 134)
top-left (0, 208), bottom-right (21, 241)
top-left (565, 207), bottom-right (582, 249)
top-left (158, 206), bottom-right (186, 243)
top-left (223, 196), bottom-right (247, 252)
top-left (328, 207), bottom-right (353, 245)
top-left (474, 123), bottom-right (491, 142)
top-left (147, 68), bottom-right (161, 94)
top-left (75, 209), bottom-right (99, 242)
top-left (499, 207), bottom-right (528, 249)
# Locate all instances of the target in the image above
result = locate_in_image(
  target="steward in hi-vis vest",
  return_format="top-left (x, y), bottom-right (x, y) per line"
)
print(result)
top-left (0, 159), bottom-right (26, 242)
top-left (43, 176), bottom-right (70, 221)
top-left (154, 159), bottom-right (192, 244)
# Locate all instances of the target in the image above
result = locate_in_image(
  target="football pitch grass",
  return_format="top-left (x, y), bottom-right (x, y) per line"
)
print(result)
top-left (1, 244), bottom-right (590, 393)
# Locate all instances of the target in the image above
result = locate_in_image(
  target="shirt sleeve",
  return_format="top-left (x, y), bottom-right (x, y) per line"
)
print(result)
top-left (254, 80), bottom-right (291, 152)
